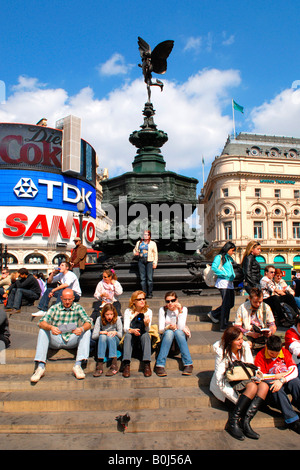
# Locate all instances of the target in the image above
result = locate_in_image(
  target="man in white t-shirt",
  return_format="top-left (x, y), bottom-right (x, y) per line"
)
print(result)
top-left (32, 262), bottom-right (81, 317)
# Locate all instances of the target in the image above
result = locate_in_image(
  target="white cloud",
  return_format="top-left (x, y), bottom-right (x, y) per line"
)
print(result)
top-left (184, 36), bottom-right (202, 53)
top-left (250, 87), bottom-right (300, 137)
top-left (11, 76), bottom-right (47, 92)
top-left (0, 69), bottom-right (242, 180)
top-left (222, 33), bottom-right (235, 46)
top-left (98, 53), bottom-right (133, 76)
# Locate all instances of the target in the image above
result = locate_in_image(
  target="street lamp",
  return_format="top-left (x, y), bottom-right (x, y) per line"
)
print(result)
top-left (77, 199), bottom-right (85, 240)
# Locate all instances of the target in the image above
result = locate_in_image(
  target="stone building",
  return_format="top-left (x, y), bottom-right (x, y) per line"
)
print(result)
top-left (199, 132), bottom-right (300, 271)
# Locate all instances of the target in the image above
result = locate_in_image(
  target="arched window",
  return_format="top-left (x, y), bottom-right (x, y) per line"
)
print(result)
top-left (24, 254), bottom-right (46, 264)
top-left (52, 254), bottom-right (68, 265)
top-left (3, 253), bottom-right (18, 265)
top-left (256, 255), bottom-right (265, 263)
top-left (274, 255), bottom-right (285, 263)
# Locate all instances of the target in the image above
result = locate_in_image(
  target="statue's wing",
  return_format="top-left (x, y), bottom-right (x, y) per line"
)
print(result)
top-left (151, 40), bottom-right (174, 74)
top-left (138, 36), bottom-right (151, 57)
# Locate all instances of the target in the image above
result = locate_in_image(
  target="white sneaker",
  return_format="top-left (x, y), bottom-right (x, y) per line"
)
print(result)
top-left (30, 366), bottom-right (45, 383)
top-left (207, 311), bottom-right (219, 324)
top-left (32, 311), bottom-right (46, 317)
top-left (73, 365), bottom-right (85, 380)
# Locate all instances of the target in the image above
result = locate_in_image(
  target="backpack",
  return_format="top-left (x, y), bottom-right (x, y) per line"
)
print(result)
top-left (203, 265), bottom-right (217, 287)
top-left (280, 302), bottom-right (298, 327)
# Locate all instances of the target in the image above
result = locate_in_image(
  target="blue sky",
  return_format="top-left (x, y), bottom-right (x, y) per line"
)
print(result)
top-left (1, 0), bottom-right (300, 190)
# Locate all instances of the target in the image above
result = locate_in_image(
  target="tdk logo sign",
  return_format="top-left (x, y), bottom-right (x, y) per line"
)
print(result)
top-left (12, 174), bottom-right (94, 213)
top-left (14, 178), bottom-right (38, 198)
top-left (38, 179), bottom-right (93, 209)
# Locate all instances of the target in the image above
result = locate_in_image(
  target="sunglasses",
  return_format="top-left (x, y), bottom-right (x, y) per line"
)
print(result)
top-left (136, 297), bottom-right (146, 301)
top-left (166, 299), bottom-right (176, 303)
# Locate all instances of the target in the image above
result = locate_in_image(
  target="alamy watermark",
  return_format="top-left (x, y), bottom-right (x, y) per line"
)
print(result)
top-left (100, 196), bottom-right (205, 250)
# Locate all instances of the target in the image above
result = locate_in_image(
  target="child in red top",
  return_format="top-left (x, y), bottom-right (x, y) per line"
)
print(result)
top-left (285, 316), bottom-right (300, 375)
top-left (254, 335), bottom-right (300, 433)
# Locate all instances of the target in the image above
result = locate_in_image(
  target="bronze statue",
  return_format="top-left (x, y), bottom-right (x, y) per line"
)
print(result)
top-left (138, 37), bottom-right (174, 102)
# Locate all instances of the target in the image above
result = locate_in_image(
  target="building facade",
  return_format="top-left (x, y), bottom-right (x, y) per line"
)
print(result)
top-left (0, 116), bottom-right (110, 274)
top-left (200, 133), bottom-right (300, 270)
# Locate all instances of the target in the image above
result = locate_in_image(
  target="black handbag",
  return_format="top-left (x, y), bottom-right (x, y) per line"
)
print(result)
top-left (130, 313), bottom-right (146, 335)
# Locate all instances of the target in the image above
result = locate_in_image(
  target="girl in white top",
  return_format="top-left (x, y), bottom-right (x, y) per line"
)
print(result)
top-left (155, 291), bottom-right (193, 377)
top-left (93, 269), bottom-right (123, 315)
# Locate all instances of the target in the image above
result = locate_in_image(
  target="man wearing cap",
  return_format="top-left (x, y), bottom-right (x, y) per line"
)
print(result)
top-left (70, 237), bottom-right (87, 279)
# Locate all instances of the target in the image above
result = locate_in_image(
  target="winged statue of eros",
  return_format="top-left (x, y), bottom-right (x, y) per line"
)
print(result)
top-left (137, 37), bottom-right (174, 100)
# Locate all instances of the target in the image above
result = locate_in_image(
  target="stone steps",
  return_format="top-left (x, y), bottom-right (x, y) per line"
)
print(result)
top-left (0, 406), bottom-right (284, 435)
top-left (1, 292), bottom-right (294, 449)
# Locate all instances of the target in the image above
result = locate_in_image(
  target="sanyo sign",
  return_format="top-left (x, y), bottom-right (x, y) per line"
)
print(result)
top-left (1, 207), bottom-right (96, 245)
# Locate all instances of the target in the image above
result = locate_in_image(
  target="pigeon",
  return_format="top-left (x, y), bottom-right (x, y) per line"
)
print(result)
top-left (115, 413), bottom-right (131, 433)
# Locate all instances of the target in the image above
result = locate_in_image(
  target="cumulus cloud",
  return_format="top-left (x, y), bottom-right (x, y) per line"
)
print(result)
top-left (0, 69), bottom-right (242, 180)
top-left (250, 87), bottom-right (300, 138)
top-left (98, 53), bottom-right (134, 76)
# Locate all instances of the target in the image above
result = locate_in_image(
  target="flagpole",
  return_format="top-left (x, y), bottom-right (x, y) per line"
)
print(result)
top-left (202, 156), bottom-right (204, 187)
top-left (232, 99), bottom-right (236, 139)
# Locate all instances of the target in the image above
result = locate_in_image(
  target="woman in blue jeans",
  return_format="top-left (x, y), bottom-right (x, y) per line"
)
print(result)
top-left (155, 291), bottom-right (193, 377)
top-left (207, 241), bottom-right (236, 331)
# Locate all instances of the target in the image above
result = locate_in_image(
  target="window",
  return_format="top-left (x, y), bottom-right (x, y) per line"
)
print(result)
top-left (223, 221), bottom-right (232, 239)
top-left (222, 188), bottom-right (228, 197)
top-left (255, 188), bottom-right (261, 197)
top-left (274, 189), bottom-right (281, 198)
top-left (273, 221), bottom-right (283, 239)
top-left (254, 221), bottom-right (263, 239)
top-left (294, 190), bottom-right (300, 199)
top-left (293, 222), bottom-right (300, 239)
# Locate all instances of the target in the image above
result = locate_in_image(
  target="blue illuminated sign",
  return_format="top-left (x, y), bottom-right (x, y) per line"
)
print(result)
top-left (1, 169), bottom-right (96, 218)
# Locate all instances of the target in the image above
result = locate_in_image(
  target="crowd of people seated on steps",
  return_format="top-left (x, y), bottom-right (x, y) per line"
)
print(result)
top-left (206, 239), bottom-right (300, 440)
top-left (29, 275), bottom-right (194, 382)
top-left (0, 263), bottom-right (192, 383)
top-left (207, 240), bottom-right (300, 331)
top-left (3, 236), bottom-right (300, 443)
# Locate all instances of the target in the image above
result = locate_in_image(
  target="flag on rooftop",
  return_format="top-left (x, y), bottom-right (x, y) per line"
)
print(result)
top-left (232, 99), bottom-right (244, 114)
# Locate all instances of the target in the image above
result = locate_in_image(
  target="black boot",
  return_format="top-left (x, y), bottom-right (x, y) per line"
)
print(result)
top-left (242, 396), bottom-right (264, 439)
top-left (225, 394), bottom-right (251, 441)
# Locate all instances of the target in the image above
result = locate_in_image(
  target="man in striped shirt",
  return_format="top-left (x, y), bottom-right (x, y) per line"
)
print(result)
top-left (31, 288), bottom-right (93, 383)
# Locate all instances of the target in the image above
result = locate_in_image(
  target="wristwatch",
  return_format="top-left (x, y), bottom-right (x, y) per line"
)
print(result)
top-left (279, 377), bottom-right (285, 383)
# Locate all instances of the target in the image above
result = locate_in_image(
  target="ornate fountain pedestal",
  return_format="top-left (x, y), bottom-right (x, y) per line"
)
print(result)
top-left (80, 102), bottom-right (207, 293)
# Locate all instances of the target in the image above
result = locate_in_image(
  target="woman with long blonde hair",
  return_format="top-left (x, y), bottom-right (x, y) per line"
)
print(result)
top-left (242, 241), bottom-right (262, 294)
top-left (122, 290), bottom-right (153, 378)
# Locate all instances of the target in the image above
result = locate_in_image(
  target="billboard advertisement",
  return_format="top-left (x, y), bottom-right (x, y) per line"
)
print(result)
top-left (1, 207), bottom-right (96, 246)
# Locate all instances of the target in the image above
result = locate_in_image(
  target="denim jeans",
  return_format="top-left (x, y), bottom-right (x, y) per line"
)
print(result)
top-left (266, 377), bottom-right (300, 423)
top-left (211, 288), bottom-right (235, 329)
top-left (34, 328), bottom-right (91, 364)
top-left (122, 332), bottom-right (151, 362)
top-left (38, 287), bottom-right (80, 311)
top-left (156, 329), bottom-right (193, 367)
top-left (7, 288), bottom-right (40, 309)
top-left (97, 334), bottom-right (120, 359)
top-left (138, 259), bottom-right (153, 296)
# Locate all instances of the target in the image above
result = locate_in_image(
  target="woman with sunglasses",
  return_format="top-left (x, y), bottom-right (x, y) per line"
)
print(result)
top-left (155, 291), bottom-right (193, 377)
top-left (122, 290), bottom-right (153, 378)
